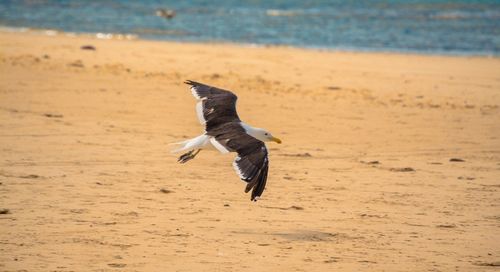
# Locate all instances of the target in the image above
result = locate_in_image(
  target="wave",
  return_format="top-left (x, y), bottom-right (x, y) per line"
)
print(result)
top-left (266, 9), bottom-right (302, 17)
top-left (432, 10), bottom-right (500, 20)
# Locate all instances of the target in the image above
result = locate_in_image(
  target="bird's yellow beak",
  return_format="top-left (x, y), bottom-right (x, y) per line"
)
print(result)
top-left (271, 136), bottom-right (282, 144)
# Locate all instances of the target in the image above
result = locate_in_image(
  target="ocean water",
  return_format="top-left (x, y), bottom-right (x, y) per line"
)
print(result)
top-left (0, 0), bottom-right (499, 55)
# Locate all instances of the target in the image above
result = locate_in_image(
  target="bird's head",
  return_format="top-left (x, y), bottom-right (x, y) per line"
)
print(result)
top-left (252, 128), bottom-right (282, 144)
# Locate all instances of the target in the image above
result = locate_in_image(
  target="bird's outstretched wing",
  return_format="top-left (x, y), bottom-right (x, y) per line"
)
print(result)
top-left (205, 121), bottom-right (270, 201)
top-left (235, 147), bottom-right (269, 202)
top-left (185, 80), bottom-right (240, 131)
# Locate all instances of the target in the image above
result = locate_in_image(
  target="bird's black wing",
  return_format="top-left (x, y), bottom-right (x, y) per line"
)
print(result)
top-left (185, 80), bottom-right (240, 131)
top-left (207, 122), bottom-right (269, 201)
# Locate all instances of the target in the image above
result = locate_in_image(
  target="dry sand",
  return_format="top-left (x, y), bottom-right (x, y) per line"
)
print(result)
top-left (0, 31), bottom-right (499, 271)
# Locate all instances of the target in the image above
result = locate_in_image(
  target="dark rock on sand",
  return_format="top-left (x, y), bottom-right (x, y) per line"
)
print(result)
top-left (0, 208), bottom-right (10, 214)
top-left (160, 188), bottom-right (173, 194)
top-left (450, 158), bottom-right (465, 162)
top-left (81, 45), bottom-right (96, 50)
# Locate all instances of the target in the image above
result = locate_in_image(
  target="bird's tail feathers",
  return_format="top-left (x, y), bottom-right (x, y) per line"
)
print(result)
top-left (169, 135), bottom-right (208, 153)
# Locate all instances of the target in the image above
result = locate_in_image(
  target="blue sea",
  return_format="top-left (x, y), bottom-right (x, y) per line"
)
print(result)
top-left (0, 0), bottom-right (499, 55)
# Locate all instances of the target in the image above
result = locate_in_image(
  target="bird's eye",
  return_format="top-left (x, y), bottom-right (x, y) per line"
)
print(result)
top-left (265, 133), bottom-right (268, 136)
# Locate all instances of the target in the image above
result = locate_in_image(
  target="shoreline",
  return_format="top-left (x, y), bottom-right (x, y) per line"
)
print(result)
top-left (1, 25), bottom-right (498, 58)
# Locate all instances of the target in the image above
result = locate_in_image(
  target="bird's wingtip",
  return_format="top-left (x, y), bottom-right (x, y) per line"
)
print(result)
top-left (184, 80), bottom-right (197, 86)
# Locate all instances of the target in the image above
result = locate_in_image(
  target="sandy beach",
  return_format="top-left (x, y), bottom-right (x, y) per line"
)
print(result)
top-left (0, 30), bottom-right (499, 271)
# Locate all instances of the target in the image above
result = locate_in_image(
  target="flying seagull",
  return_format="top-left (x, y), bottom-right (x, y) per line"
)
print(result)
top-left (172, 80), bottom-right (282, 201)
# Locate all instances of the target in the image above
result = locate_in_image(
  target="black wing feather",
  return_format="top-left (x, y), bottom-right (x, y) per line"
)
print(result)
top-left (209, 122), bottom-right (270, 201)
top-left (185, 80), bottom-right (240, 131)
top-left (251, 161), bottom-right (268, 201)
top-left (185, 80), bottom-right (236, 99)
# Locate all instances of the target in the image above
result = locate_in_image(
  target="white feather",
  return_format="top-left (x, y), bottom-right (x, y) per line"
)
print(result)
top-left (232, 156), bottom-right (247, 180)
top-left (190, 86), bottom-right (201, 100)
top-left (170, 134), bottom-right (210, 153)
top-left (196, 100), bottom-right (206, 125)
top-left (210, 138), bottom-right (230, 154)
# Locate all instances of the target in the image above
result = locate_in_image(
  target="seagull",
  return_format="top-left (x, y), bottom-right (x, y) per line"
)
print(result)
top-left (171, 80), bottom-right (282, 201)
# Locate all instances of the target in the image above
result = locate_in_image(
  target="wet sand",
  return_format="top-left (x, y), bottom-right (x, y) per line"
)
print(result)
top-left (0, 31), bottom-right (499, 271)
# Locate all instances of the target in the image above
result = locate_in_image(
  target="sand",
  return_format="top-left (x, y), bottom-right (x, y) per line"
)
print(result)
top-left (0, 30), bottom-right (499, 271)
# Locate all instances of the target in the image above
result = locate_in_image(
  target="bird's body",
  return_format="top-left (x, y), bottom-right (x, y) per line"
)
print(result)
top-left (172, 80), bottom-right (281, 201)
top-left (172, 121), bottom-right (274, 154)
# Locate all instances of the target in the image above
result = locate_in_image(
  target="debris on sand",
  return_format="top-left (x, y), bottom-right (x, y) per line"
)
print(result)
top-left (19, 174), bottom-right (40, 179)
top-left (326, 86), bottom-right (341, 91)
top-left (43, 113), bottom-right (63, 118)
top-left (361, 160), bottom-right (380, 165)
top-left (0, 208), bottom-right (10, 214)
top-left (324, 256), bottom-right (340, 263)
top-left (473, 262), bottom-right (500, 267)
top-left (450, 158), bottom-right (465, 162)
top-left (264, 205), bottom-right (304, 211)
top-left (458, 176), bottom-right (475, 180)
top-left (108, 263), bottom-right (127, 268)
top-left (436, 224), bottom-right (456, 228)
top-left (389, 167), bottom-right (415, 172)
top-left (160, 188), bottom-right (173, 194)
top-left (80, 45), bottom-right (96, 50)
top-left (280, 153), bottom-right (312, 157)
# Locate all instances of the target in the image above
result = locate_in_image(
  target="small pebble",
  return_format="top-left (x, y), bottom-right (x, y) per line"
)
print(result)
top-left (450, 158), bottom-right (465, 162)
top-left (0, 208), bottom-right (10, 214)
top-left (81, 45), bottom-right (96, 50)
top-left (160, 188), bottom-right (173, 194)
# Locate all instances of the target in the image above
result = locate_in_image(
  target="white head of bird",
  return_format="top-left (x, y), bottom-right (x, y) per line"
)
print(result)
top-left (242, 123), bottom-right (282, 144)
